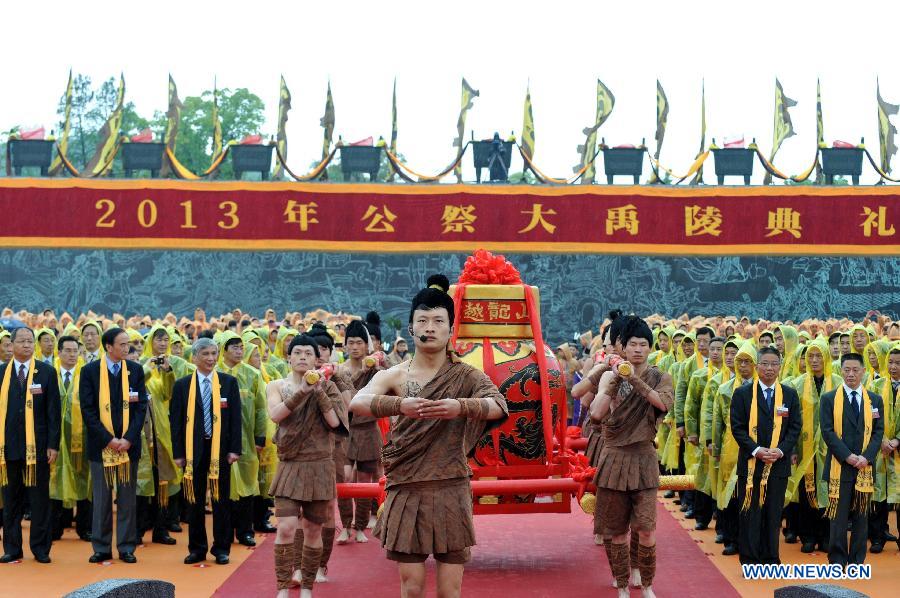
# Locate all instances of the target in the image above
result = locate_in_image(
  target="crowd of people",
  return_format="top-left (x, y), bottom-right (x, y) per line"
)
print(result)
top-left (2, 297), bottom-right (899, 598)
top-left (0, 305), bottom-right (414, 598)
top-left (571, 310), bottom-right (900, 598)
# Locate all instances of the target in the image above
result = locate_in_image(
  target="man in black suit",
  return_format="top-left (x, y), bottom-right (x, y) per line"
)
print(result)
top-left (170, 338), bottom-right (241, 565)
top-left (1, 327), bottom-right (60, 563)
top-left (730, 346), bottom-right (802, 565)
top-left (79, 327), bottom-right (148, 564)
top-left (820, 353), bottom-right (884, 567)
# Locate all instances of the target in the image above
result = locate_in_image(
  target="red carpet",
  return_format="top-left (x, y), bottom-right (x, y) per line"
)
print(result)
top-left (215, 500), bottom-right (739, 597)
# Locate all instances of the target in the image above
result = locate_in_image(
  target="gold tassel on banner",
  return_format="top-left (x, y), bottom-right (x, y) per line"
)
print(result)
top-left (158, 480), bottom-right (169, 507)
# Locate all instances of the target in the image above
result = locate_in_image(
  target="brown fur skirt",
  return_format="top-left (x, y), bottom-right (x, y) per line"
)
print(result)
top-left (269, 459), bottom-right (335, 502)
top-left (374, 478), bottom-right (475, 555)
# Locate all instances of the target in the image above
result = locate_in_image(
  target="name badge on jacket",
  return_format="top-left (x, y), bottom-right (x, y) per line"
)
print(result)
top-left (29, 383), bottom-right (43, 395)
top-left (220, 396), bottom-right (229, 409)
top-left (872, 407), bottom-right (880, 419)
top-left (128, 391), bottom-right (139, 403)
top-left (776, 405), bottom-right (789, 418)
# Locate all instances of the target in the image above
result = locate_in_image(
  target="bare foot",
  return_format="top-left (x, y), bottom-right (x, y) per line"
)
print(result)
top-left (642, 586), bottom-right (657, 598)
top-left (337, 529), bottom-right (351, 544)
top-left (367, 515), bottom-right (377, 529)
top-left (291, 570), bottom-right (302, 587)
top-left (594, 534), bottom-right (603, 546)
top-left (610, 579), bottom-right (618, 588)
top-left (355, 530), bottom-right (369, 543)
top-left (300, 589), bottom-right (313, 598)
top-left (631, 567), bottom-right (642, 588)
top-left (316, 567), bottom-right (329, 583)
top-left (276, 590), bottom-right (290, 598)
top-left (617, 588), bottom-right (629, 598)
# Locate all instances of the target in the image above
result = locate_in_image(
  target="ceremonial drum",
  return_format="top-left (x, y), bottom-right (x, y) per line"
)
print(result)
top-left (449, 283), bottom-right (567, 489)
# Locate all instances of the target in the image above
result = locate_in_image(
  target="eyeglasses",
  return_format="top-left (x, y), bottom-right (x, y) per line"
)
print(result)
top-left (758, 361), bottom-right (781, 369)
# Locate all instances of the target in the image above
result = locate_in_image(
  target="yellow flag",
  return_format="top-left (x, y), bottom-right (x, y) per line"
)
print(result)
top-left (453, 78), bottom-right (479, 182)
top-left (816, 78), bottom-right (824, 183)
top-left (575, 79), bottom-right (615, 183)
top-left (159, 74), bottom-right (183, 178)
top-left (764, 78), bottom-right (797, 184)
top-left (390, 77), bottom-right (398, 155)
top-left (648, 80), bottom-right (670, 183)
top-left (84, 74), bottom-right (124, 176)
top-left (386, 77), bottom-right (398, 181)
top-left (273, 75), bottom-right (292, 179)
top-left (876, 78), bottom-right (899, 175)
top-left (690, 79), bottom-right (706, 185)
top-left (49, 69), bottom-right (73, 176)
top-left (521, 82), bottom-right (535, 160)
top-left (320, 81), bottom-right (335, 161)
top-left (654, 80), bottom-right (669, 160)
top-left (211, 81), bottom-right (223, 164)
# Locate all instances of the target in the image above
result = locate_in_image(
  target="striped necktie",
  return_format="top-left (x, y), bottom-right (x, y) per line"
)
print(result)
top-left (201, 378), bottom-right (213, 437)
top-left (64, 371), bottom-right (71, 391)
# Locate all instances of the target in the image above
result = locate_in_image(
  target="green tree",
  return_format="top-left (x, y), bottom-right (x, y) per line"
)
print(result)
top-left (174, 88), bottom-right (265, 178)
top-left (56, 74), bottom-right (152, 171)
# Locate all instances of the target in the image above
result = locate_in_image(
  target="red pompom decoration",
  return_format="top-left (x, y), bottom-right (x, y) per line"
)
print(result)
top-left (566, 425), bottom-right (582, 438)
top-left (457, 249), bottom-right (523, 285)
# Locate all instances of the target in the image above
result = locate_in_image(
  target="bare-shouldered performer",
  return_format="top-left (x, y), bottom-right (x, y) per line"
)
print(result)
top-left (591, 315), bottom-right (674, 598)
top-left (266, 335), bottom-right (349, 598)
top-left (350, 274), bottom-right (508, 598)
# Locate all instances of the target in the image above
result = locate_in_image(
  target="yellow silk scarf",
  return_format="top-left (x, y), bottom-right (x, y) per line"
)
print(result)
top-left (99, 360), bottom-right (131, 487)
top-left (825, 386), bottom-right (873, 519)
top-left (183, 371), bottom-right (222, 503)
top-left (0, 358), bottom-right (37, 486)
top-left (742, 378), bottom-right (785, 511)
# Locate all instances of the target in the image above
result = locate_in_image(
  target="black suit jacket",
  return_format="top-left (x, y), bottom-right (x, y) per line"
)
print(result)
top-left (170, 372), bottom-right (242, 465)
top-left (0, 359), bottom-right (61, 460)
top-left (78, 358), bottom-right (148, 463)
top-left (819, 387), bottom-right (884, 483)
top-left (730, 380), bottom-right (802, 480)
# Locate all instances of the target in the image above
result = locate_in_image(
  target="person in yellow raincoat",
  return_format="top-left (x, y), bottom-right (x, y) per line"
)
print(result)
top-left (713, 340), bottom-right (757, 556)
top-left (846, 324), bottom-right (871, 381)
top-left (0, 329), bottom-right (12, 364)
top-left (648, 325), bottom-right (676, 370)
top-left (703, 337), bottom-right (739, 543)
top-left (80, 320), bottom-right (104, 363)
top-left (270, 326), bottom-right (299, 378)
top-left (35, 328), bottom-right (58, 367)
top-left (656, 327), bottom-right (683, 498)
top-left (136, 324), bottom-right (195, 545)
top-left (865, 339), bottom-right (899, 553)
top-left (49, 334), bottom-right (92, 542)
top-left (672, 326), bottom-right (714, 518)
top-left (773, 324), bottom-right (800, 381)
top-left (244, 342), bottom-right (277, 534)
top-left (684, 334), bottom-right (724, 530)
top-left (217, 331), bottom-right (268, 546)
top-left (786, 338), bottom-right (843, 553)
top-left (244, 330), bottom-right (283, 382)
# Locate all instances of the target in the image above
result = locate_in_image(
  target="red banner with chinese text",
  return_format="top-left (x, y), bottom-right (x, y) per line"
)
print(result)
top-left (0, 179), bottom-right (897, 255)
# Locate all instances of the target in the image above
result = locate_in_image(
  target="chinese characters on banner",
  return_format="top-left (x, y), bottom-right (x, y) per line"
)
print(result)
top-left (0, 180), bottom-right (896, 253)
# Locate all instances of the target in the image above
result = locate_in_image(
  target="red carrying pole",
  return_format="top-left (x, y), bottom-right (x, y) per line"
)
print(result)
top-left (337, 478), bottom-right (581, 499)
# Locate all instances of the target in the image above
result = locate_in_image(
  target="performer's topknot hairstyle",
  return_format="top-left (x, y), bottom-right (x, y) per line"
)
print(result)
top-left (365, 311), bottom-right (382, 341)
top-left (618, 315), bottom-right (653, 348)
top-left (409, 274), bottom-right (455, 327)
